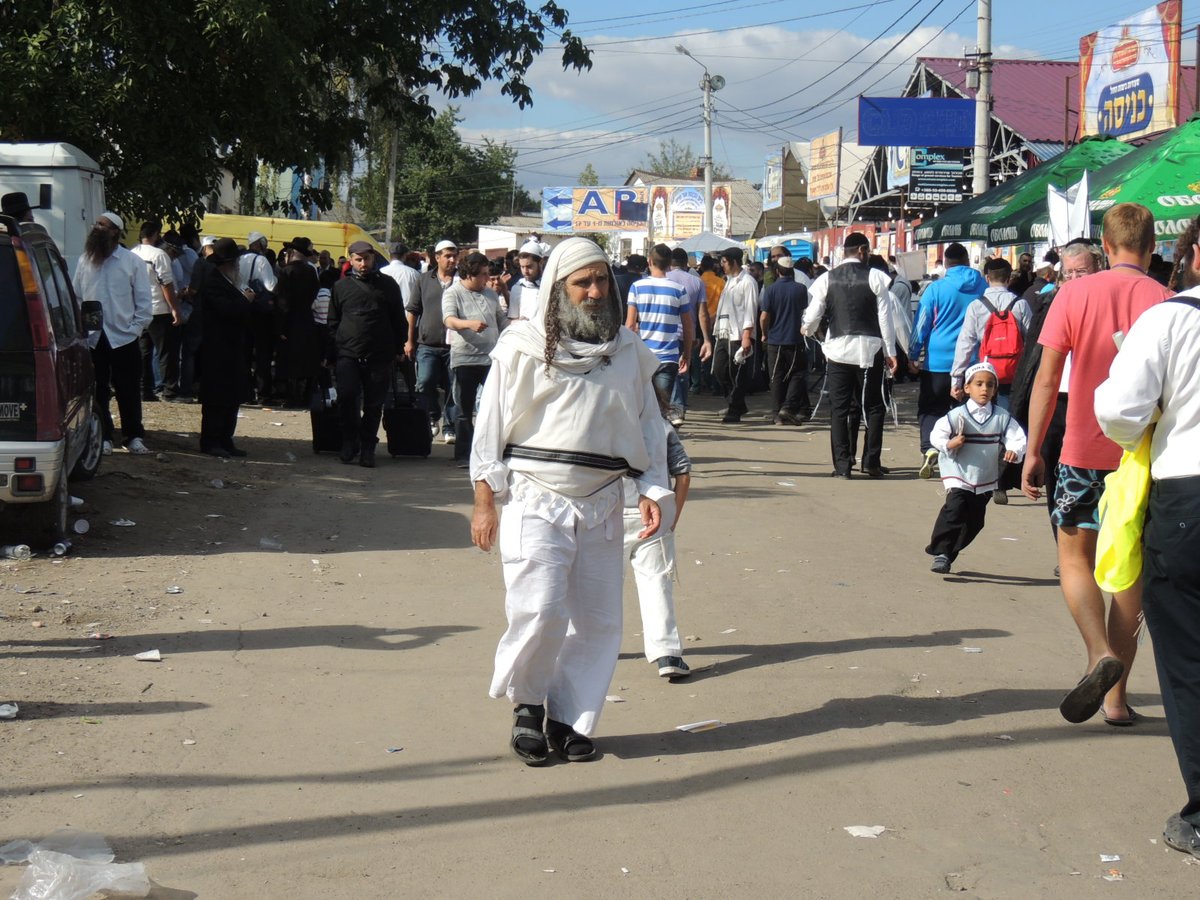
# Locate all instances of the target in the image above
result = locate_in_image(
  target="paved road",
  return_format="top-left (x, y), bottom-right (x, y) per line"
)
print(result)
top-left (1, 386), bottom-right (1194, 897)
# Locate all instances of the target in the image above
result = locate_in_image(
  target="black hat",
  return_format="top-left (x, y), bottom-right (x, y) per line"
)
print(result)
top-left (843, 232), bottom-right (870, 251)
top-left (1, 192), bottom-right (33, 218)
top-left (290, 236), bottom-right (316, 257)
top-left (211, 237), bottom-right (242, 265)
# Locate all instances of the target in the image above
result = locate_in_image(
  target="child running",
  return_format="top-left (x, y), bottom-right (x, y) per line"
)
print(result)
top-left (926, 361), bottom-right (1026, 574)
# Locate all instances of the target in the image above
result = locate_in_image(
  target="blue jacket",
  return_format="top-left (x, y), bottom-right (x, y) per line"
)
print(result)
top-left (909, 265), bottom-right (988, 373)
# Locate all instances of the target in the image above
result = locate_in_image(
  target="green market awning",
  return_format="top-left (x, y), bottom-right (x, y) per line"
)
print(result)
top-left (988, 114), bottom-right (1200, 246)
top-left (913, 135), bottom-right (1133, 245)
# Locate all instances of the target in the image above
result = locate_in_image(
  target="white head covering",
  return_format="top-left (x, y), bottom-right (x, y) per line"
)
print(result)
top-left (99, 211), bottom-right (124, 231)
top-left (247, 230), bottom-right (267, 247)
top-left (518, 239), bottom-right (547, 258)
top-left (964, 361), bottom-right (997, 383)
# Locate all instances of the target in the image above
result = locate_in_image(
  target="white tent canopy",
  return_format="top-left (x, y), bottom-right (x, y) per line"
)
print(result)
top-left (675, 231), bottom-right (746, 254)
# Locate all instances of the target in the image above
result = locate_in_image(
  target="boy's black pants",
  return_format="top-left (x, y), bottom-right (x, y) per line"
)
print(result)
top-left (926, 487), bottom-right (991, 560)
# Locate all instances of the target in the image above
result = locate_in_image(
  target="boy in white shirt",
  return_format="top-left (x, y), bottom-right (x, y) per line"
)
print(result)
top-left (926, 362), bottom-right (1026, 574)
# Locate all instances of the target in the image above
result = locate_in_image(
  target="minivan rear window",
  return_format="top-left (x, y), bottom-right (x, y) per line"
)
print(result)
top-left (0, 244), bottom-right (34, 353)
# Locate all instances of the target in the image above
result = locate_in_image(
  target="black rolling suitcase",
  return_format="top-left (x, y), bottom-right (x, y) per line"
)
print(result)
top-left (383, 376), bottom-right (432, 458)
top-left (309, 371), bottom-right (342, 454)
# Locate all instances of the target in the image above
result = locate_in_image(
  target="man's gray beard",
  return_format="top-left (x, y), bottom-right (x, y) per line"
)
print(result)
top-left (84, 226), bottom-right (118, 265)
top-left (556, 294), bottom-right (618, 343)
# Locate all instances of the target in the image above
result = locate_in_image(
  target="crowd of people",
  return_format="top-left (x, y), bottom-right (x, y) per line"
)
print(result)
top-left (67, 203), bottom-right (1200, 859)
top-left (462, 209), bottom-right (1200, 865)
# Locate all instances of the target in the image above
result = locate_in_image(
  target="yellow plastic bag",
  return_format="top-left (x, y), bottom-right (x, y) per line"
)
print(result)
top-left (1094, 431), bottom-right (1153, 593)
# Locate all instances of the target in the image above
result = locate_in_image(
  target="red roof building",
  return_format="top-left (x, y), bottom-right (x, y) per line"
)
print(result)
top-left (849, 56), bottom-right (1199, 222)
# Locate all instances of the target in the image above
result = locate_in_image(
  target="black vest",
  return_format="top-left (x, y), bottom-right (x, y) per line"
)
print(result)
top-left (826, 262), bottom-right (881, 340)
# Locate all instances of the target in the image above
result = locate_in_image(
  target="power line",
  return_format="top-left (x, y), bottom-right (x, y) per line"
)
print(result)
top-left (546, 1), bottom-right (909, 49)
top-left (567, 0), bottom-right (796, 33)
top-left (736, 0), bottom-right (925, 115)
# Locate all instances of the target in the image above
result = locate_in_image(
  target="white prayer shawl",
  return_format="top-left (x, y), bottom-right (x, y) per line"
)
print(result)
top-left (471, 238), bottom-right (671, 527)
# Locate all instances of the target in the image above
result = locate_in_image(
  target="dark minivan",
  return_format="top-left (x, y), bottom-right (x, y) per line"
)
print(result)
top-left (0, 214), bottom-right (102, 543)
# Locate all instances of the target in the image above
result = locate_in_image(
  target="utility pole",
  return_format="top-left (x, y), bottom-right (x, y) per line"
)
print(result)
top-left (972, 0), bottom-right (993, 197)
top-left (677, 45), bottom-right (725, 233)
top-left (702, 74), bottom-right (714, 233)
top-left (384, 129), bottom-right (398, 247)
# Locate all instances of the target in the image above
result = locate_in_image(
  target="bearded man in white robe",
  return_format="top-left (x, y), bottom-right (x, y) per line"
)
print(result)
top-left (470, 238), bottom-right (671, 765)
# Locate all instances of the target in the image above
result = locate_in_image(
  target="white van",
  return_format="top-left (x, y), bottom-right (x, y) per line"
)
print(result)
top-left (0, 143), bottom-right (106, 274)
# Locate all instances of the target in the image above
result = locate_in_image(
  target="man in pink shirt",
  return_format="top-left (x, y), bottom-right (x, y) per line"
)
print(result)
top-left (1022, 203), bottom-right (1172, 726)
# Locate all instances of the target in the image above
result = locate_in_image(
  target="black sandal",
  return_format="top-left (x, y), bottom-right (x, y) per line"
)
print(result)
top-left (511, 704), bottom-right (549, 766)
top-left (545, 718), bottom-right (596, 762)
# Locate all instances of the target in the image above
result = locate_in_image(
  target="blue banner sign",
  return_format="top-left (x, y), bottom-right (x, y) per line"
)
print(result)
top-left (1097, 72), bottom-right (1156, 137)
top-left (858, 97), bottom-right (975, 148)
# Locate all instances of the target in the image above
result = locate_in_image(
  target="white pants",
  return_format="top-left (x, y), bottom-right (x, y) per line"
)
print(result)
top-left (489, 501), bottom-right (624, 736)
top-left (622, 506), bottom-right (681, 662)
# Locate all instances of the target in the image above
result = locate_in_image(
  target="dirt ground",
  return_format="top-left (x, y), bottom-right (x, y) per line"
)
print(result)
top-left (1, 383), bottom-right (1197, 898)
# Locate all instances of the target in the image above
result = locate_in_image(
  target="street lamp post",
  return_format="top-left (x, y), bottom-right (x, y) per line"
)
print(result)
top-left (676, 45), bottom-right (724, 233)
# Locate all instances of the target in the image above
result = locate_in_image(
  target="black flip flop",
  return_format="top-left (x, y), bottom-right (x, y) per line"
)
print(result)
top-left (545, 718), bottom-right (596, 762)
top-left (1103, 705), bottom-right (1140, 727)
top-left (511, 704), bottom-right (549, 766)
top-left (1059, 656), bottom-right (1125, 723)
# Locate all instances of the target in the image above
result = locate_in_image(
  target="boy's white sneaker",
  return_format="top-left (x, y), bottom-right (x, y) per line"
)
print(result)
top-left (126, 437), bottom-right (151, 455)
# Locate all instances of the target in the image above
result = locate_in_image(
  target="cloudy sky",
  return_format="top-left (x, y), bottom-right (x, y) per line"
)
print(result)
top-left (447, 0), bottom-right (1199, 192)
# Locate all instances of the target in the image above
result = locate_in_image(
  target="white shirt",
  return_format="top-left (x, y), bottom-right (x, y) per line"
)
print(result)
top-left (237, 252), bottom-right (278, 294)
top-left (507, 278), bottom-right (539, 319)
top-left (714, 268), bottom-right (758, 339)
top-left (73, 246), bottom-right (154, 349)
top-left (793, 270), bottom-right (813, 289)
top-left (470, 329), bottom-right (671, 526)
top-left (801, 259), bottom-right (897, 366)
top-left (1095, 291), bottom-right (1200, 480)
top-left (381, 259), bottom-right (420, 306)
top-left (931, 398), bottom-right (1027, 457)
top-left (131, 243), bottom-right (175, 316)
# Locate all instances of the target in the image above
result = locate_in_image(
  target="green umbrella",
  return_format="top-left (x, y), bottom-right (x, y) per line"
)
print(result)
top-left (913, 136), bottom-right (1132, 245)
top-left (988, 114), bottom-right (1200, 246)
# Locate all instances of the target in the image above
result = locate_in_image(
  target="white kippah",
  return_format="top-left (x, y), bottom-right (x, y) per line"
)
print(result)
top-left (965, 361), bottom-right (997, 382)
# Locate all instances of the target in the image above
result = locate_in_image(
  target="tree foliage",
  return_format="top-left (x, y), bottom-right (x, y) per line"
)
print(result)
top-left (641, 138), bottom-right (731, 180)
top-left (354, 109), bottom-right (531, 249)
top-left (0, 1), bottom-right (590, 220)
top-left (578, 163), bottom-right (600, 186)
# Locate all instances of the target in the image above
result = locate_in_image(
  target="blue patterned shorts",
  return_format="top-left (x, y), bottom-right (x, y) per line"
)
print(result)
top-left (1051, 464), bottom-right (1113, 531)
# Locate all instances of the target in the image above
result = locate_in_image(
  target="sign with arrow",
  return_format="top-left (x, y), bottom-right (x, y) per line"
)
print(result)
top-left (541, 187), bottom-right (649, 233)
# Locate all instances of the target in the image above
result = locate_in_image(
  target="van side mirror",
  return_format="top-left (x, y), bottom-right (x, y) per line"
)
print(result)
top-left (81, 300), bottom-right (103, 332)
top-left (38, 184), bottom-right (52, 211)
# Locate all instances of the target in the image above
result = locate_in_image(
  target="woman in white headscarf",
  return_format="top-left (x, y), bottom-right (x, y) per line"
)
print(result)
top-left (469, 238), bottom-right (672, 765)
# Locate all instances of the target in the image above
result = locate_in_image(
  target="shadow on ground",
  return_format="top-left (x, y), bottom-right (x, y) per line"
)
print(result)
top-left (2, 624), bottom-right (479, 660)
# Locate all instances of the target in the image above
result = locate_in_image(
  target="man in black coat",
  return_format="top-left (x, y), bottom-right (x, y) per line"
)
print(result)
top-left (198, 239), bottom-right (253, 458)
top-left (327, 240), bottom-right (407, 467)
top-left (276, 238), bottom-right (322, 408)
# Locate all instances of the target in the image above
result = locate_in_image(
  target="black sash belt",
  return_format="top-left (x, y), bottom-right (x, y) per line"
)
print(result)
top-left (504, 443), bottom-right (644, 478)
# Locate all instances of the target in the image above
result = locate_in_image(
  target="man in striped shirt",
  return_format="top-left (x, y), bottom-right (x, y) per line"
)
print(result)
top-left (625, 243), bottom-right (694, 409)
